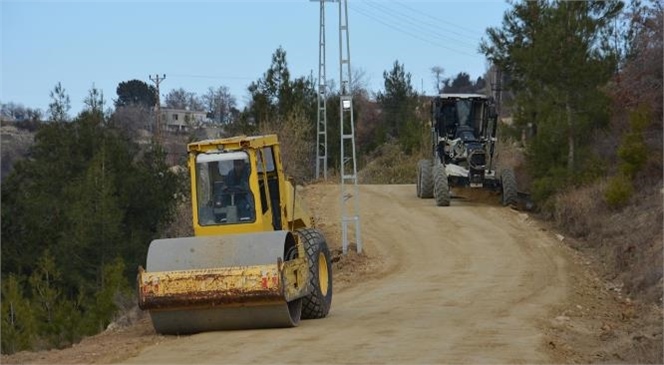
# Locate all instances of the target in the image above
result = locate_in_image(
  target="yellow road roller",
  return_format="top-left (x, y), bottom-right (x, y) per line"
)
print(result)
top-left (137, 135), bottom-right (332, 334)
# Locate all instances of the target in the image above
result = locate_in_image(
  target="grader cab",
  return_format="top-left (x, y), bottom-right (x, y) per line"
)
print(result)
top-left (417, 94), bottom-right (517, 206)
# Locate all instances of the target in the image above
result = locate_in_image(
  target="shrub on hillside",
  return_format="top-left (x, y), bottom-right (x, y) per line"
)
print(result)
top-left (605, 174), bottom-right (633, 208)
top-left (604, 107), bottom-right (652, 209)
top-left (554, 181), bottom-right (607, 238)
top-left (530, 166), bottom-right (570, 212)
top-left (617, 106), bottom-right (650, 179)
top-left (358, 142), bottom-right (420, 184)
top-left (259, 106), bottom-right (314, 183)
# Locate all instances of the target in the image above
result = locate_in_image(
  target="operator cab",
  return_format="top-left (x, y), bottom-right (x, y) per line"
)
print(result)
top-left (195, 151), bottom-right (256, 226)
top-left (433, 93), bottom-right (489, 142)
top-left (431, 94), bottom-right (499, 188)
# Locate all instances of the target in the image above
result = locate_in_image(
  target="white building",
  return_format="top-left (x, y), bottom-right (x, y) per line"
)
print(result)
top-left (161, 108), bottom-right (209, 132)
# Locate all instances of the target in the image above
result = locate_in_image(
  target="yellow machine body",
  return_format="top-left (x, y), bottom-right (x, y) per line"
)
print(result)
top-left (137, 135), bottom-right (330, 334)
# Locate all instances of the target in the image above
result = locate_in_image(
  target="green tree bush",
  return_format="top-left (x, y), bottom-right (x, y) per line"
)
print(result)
top-left (245, 46), bottom-right (316, 131)
top-left (604, 106), bottom-right (651, 208)
top-left (114, 80), bottom-right (157, 108)
top-left (377, 61), bottom-right (421, 154)
top-left (617, 106), bottom-right (650, 179)
top-left (605, 173), bottom-right (633, 208)
top-left (1, 275), bottom-right (36, 354)
top-left (481, 0), bottom-right (622, 204)
top-left (1, 99), bottom-right (181, 353)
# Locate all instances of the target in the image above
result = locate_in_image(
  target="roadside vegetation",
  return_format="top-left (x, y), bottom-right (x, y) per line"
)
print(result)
top-left (482, 1), bottom-right (662, 362)
top-left (1, 0), bottom-right (661, 362)
top-left (482, 0), bottom-right (662, 304)
top-left (1, 101), bottom-right (183, 353)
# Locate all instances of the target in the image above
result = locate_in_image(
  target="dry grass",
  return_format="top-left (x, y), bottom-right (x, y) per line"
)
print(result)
top-left (358, 142), bottom-right (421, 184)
top-left (495, 136), bottom-right (530, 191)
top-left (554, 179), bottom-right (663, 305)
top-left (554, 180), bottom-right (608, 239)
top-left (258, 107), bottom-right (314, 184)
top-left (161, 195), bottom-right (194, 239)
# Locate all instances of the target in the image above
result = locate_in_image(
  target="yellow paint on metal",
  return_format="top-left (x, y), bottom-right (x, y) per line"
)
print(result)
top-left (318, 252), bottom-right (329, 296)
top-left (281, 257), bottom-right (310, 301)
top-left (187, 135), bottom-right (280, 154)
top-left (138, 255), bottom-right (312, 311)
top-left (138, 264), bottom-right (283, 310)
top-left (187, 134), bottom-right (314, 237)
top-left (139, 134), bottom-right (328, 332)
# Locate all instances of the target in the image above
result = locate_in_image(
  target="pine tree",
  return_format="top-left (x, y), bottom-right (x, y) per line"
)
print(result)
top-left (377, 60), bottom-right (420, 153)
top-left (1, 275), bottom-right (36, 354)
top-left (48, 82), bottom-right (71, 122)
top-left (83, 83), bottom-right (106, 115)
top-left (481, 0), bottom-right (623, 201)
top-left (85, 258), bottom-right (130, 333)
top-left (246, 46), bottom-right (316, 129)
top-left (1, 103), bottom-right (181, 352)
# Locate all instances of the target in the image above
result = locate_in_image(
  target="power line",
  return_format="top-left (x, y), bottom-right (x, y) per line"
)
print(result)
top-left (392, 1), bottom-right (485, 38)
top-left (348, 3), bottom-right (477, 58)
top-left (361, 0), bottom-right (479, 48)
top-left (349, 3), bottom-right (477, 56)
top-left (168, 73), bottom-right (254, 81)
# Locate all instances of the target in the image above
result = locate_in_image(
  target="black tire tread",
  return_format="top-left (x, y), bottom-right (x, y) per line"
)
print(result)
top-left (433, 163), bottom-right (451, 206)
top-left (296, 228), bottom-right (332, 319)
top-left (417, 159), bottom-right (434, 199)
top-left (500, 168), bottom-right (518, 206)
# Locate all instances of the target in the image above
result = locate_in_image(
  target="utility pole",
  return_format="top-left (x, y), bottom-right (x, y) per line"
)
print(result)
top-left (492, 66), bottom-right (502, 117)
top-left (312, 0), bottom-right (334, 180)
top-left (338, 0), bottom-right (362, 254)
top-left (149, 74), bottom-right (166, 144)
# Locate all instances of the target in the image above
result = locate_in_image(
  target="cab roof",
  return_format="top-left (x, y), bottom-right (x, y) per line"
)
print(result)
top-left (437, 93), bottom-right (488, 99)
top-left (188, 134), bottom-right (280, 153)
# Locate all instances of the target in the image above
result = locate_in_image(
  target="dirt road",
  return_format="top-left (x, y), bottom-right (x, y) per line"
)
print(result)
top-left (121, 184), bottom-right (570, 364)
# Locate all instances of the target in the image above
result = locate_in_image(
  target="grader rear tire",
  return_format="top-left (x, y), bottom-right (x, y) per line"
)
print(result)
top-left (297, 228), bottom-right (333, 319)
top-left (500, 168), bottom-right (518, 206)
top-left (417, 159), bottom-right (434, 199)
top-left (433, 163), bottom-right (451, 206)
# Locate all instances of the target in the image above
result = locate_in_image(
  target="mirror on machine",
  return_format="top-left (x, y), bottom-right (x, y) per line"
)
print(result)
top-left (195, 151), bottom-right (256, 225)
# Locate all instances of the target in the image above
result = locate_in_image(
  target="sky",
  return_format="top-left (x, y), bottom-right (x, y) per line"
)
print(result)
top-left (1, 0), bottom-right (511, 116)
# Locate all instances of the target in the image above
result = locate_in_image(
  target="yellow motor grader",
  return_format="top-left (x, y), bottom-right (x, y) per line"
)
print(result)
top-left (137, 135), bottom-right (332, 334)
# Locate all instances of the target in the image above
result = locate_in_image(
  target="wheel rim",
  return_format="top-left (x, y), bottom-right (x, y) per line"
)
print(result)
top-left (318, 252), bottom-right (329, 296)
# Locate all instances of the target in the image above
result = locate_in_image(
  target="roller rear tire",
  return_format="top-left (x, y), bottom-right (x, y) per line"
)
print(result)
top-left (297, 228), bottom-right (333, 319)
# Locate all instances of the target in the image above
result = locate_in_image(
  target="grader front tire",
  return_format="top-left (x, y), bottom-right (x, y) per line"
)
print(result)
top-left (417, 159), bottom-right (434, 199)
top-left (433, 164), bottom-right (451, 206)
